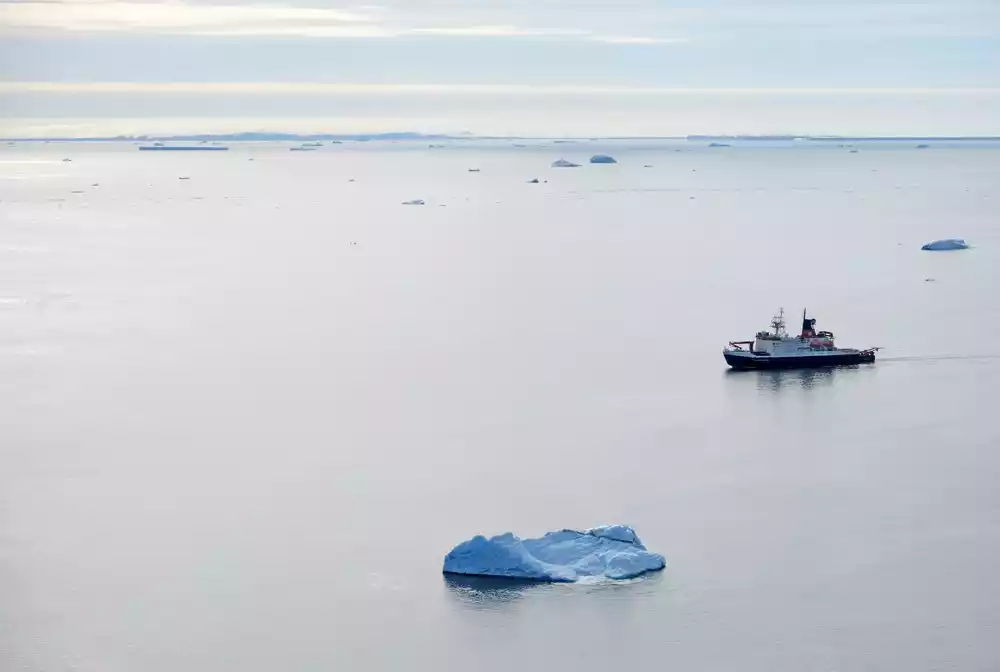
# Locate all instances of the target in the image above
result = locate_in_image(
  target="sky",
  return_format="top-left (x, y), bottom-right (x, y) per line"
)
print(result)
top-left (1, 0), bottom-right (999, 137)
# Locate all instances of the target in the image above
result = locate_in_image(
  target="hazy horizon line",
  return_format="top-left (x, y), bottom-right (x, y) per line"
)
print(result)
top-left (5, 132), bottom-right (1000, 142)
top-left (3, 83), bottom-right (1000, 96)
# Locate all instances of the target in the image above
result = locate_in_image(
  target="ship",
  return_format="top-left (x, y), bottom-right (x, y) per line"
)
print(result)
top-left (724, 309), bottom-right (878, 370)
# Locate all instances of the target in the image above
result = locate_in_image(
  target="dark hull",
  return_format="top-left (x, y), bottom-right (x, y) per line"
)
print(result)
top-left (725, 352), bottom-right (875, 370)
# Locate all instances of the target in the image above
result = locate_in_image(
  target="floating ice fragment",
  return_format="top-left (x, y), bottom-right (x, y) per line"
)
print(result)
top-left (589, 154), bottom-right (618, 164)
top-left (551, 159), bottom-right (581, 168)
top-left (443, 524), bottom-right (665, 582)
top-left (921, 239), bottom-right (969, 251)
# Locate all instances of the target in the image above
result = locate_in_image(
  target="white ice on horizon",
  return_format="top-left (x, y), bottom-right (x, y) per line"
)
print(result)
top-left (442, 524), bottom-right (665, 582)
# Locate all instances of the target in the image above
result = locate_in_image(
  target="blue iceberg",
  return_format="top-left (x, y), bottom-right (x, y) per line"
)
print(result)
top-left (921, 238), bottom-right (969, 251)
top-left (589, 154), bottom-right (618, 164)
top-left (442, 524), bottom-right (665, 582)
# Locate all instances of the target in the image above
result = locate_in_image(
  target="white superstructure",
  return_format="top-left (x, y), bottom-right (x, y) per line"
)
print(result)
top-left (749, 309), bottom-right (841, 357)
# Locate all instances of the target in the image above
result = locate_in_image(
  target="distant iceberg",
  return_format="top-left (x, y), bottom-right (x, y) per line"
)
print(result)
top-left (921, 238), bottom-right (969, 251)
top-left (589, 154), bottom-right (617, 164)
top-left (442, 524), bottom-right (665, 582)
top-left (402, 199), bottom-right (425, 206)
top-left (551, 159), bottom-right (581, 168)
top-left (527, 178), bottom-right (540, 183)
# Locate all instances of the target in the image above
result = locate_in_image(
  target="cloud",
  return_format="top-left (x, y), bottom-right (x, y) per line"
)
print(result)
top-left (0, 0), bottom-right (678, 43)
top-left (0, 1), bottom-right (375, 32)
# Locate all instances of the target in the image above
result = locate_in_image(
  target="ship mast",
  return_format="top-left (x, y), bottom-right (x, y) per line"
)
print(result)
top-left (770, 308), bottom-right (786, 336)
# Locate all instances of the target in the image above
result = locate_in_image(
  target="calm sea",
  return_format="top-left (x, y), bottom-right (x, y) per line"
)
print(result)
top-left (2, 140), bottom-right (999, 671)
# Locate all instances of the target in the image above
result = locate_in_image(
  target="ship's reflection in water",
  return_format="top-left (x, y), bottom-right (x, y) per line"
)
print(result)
top-left (756, 367), bottom-right (837, 392)
top-left (725, 365), bottom-right (874, 392)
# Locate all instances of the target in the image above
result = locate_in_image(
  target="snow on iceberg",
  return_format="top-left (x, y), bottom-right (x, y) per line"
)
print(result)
top-left (921, 238), bottom-right (969, 251)
top-left (551, 159), bottom-right (581, 168)
top-left (442, 524), bottom-right (665, 582)
top-left (589, 154), bottom-right (618, 164)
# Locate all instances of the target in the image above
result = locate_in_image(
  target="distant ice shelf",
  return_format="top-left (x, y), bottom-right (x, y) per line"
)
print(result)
top-left (443, 525), bottom-right (665, 582)
top-left (138, 146), bottom-right (229, 151)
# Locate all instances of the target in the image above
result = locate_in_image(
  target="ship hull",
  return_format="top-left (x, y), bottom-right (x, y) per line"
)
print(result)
top-left (724, 351), bottom-right (875, 370)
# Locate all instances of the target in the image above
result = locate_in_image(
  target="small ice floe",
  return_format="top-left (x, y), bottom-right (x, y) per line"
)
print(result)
top-left (402, 199), bottom-right (425, 206)
top-left (921, 238), bottom-right (969, 251)
top-left (443, 524), bottom-right (665, 582)
top-left (589, 154), bottom-right (617, 164)
top-left (527, 178), bottom-right (540, 183)
top-left (551, 159), bottom-right (581, 168)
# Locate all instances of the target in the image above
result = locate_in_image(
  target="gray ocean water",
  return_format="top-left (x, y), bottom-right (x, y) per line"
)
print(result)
top-left (2, 140), bottom-right (999, 672)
